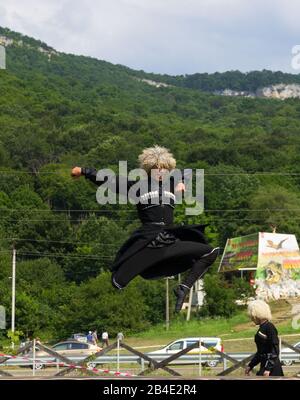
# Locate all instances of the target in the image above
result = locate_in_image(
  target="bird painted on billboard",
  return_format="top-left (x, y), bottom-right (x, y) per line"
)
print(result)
top-left (266, 238), bottom-right (288, 250)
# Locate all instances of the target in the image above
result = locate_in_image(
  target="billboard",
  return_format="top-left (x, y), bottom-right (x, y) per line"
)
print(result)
top-left (255, 232), bottom-right (300, 301)
top-left (218, 233), bottom-right (259, 272)
top-left (219, 231), bottom-right (300, 301)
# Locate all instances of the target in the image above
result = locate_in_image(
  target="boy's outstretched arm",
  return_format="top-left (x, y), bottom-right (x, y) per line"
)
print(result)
top-left (71, 166), bottom-right (107, 186)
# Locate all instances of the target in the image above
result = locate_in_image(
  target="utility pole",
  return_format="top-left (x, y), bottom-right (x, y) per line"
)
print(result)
top-left (166, 277), bottom-right (169, 331)
top-left (165, 276), bottom-right (175, 330)
top-left (186, 285), bottom-right (193, 321)
top-left (11, 244), bottom-right (16, 348)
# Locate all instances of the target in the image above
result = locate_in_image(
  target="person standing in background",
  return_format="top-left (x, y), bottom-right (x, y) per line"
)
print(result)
top-left (92, 330), bottom-right (98, 346)
top-left (87, 331), bottom-right (93, 344)
top-left (245, 300), bottom-right (284, 377)
top-left (101, 331), bottom-right (109, 347)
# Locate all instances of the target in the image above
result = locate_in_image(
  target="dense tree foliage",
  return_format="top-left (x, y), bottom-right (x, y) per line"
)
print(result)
top-left (135, 69), bottom-right (300, 92)
top-left (1, 27), bottom-right (300, 340)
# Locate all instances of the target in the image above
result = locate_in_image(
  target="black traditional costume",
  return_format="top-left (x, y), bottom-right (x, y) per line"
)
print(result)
top-left (82, 167), bottom-right (219, 311)
top-left (248, 320), bottom-right (284, 376)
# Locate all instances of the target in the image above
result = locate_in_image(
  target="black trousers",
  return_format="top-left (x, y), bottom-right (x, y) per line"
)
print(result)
top-left (112, 240), bottom-right (218, 288)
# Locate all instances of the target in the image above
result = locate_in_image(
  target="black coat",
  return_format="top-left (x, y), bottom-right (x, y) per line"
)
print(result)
top-left (82, 167), bottom-right (209, 277)
top-left (111, 222), bottom-right (208, 273)
top-left (248, 321), bottom-right (284, 376)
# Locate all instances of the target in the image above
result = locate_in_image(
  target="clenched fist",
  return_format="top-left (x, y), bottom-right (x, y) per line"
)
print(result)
top-left (175, 182), bottom-right (186, 193)
top-left (71, 166), bottom-right (82, 178)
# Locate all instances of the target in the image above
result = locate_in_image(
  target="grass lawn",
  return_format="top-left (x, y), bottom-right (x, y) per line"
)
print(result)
top-left (122, 299), bottom-right (300, 353)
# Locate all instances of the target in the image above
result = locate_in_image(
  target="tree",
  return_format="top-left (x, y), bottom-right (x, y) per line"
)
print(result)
top-left (56, 272), bottom-right (152, 338)
top-left (242, 185), bottom-right (300, 237)
top-left (199, 273), bottom-right (238, 318)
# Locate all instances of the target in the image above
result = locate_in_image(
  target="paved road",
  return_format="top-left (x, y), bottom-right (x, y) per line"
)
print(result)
top-left (1, 364), bottom-right (299, 378)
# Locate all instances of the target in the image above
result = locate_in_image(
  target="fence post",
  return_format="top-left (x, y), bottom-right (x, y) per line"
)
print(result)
top-left (140, 358), bottom-right (145, 373)
top-left (279, 336), bottom-right (282, 363)
top-left (198, 338), bottom-right (202, 377)
top-left (32, 338), bottom-right (36, 376)
top-left (117, 338), bottom-right (120, 373)
top-left (186, 286), bottom-right (193, 321)
top-left (223, 356), bottom-right (227, 371)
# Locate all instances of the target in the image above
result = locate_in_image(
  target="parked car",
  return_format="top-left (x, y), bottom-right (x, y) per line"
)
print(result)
top-left (147, 337), bottom-right (223, 367)
top-left (29, 340), bottom-right (102, 370)
top-left (68, 333), bottom-right (88, 343)
top-left (281, 341), bottom-right (300, 366)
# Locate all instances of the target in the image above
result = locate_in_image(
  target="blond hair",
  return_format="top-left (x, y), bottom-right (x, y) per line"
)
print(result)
top-left (247, 300), bottom-right (272, 322)
top-left (138, 145), bottom-right (176, 173)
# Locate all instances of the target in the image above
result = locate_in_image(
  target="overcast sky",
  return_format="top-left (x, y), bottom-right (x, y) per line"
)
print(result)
top-left (0, 0), bottom-right (300, 75)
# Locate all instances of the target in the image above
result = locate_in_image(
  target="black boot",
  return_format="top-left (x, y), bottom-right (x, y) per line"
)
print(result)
top-left (111, 273), bottom-right (124, 290)
top-left (173, 284), bottom-right (190, 313)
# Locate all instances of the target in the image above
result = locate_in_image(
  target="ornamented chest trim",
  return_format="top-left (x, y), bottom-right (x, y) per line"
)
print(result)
top-left (140, 190), bottom-right (176, 202)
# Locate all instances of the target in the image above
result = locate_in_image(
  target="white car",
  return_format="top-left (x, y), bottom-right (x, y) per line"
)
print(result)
top-left (28, 340), bottom-right (102, 370)
top-left (148, 337), bottom-right (223, 367)
top-left (281, 341), bottom-right (300, 366)
top-left (69, 333), bottom-right (88, 343)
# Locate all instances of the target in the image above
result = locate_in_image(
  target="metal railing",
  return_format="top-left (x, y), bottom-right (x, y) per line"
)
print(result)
top-left (1, 339), bottom-right (300, 377)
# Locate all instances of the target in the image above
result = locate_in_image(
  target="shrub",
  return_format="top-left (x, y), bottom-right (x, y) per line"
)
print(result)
top-left (199, 273), bottom-right (238, 318)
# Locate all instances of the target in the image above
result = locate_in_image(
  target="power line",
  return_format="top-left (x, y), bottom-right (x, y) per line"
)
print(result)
top-left (0, 218), bottom-right (138, 222)
top-left (1, 169), bottom-right (300, 176)
top-left (0, 249), bottom-right (114, 260)
top-left (225, 219), bottom-right (300, 224)
top-left (0, 171), bottom-right (74, 175)
top-left (0, 217), bottom-right (300, 224)
top-left (200, 209), bottom-right (300, 213)
top-left (0, 247), bottom-right (281, 269)
top-left (2, 207), bottom-right (300, 213)
top-left (204, 172), bottom-right (300, 176)
top-left (0, 248), bottom-right (257, 263)
top-left (0, 248), bottom-right (222, 264)
top-left (0, 208), bottom-right (137, 213)
top-left (0, 238), bottom-right (120, 246)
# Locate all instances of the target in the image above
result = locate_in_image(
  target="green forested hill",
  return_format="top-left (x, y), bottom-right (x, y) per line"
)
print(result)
top-left (133, 69), bottom-right (300, 92)
top-left (0, 26), bottom-right (300, 341)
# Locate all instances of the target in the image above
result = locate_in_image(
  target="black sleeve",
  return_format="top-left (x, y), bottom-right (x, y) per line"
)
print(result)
top-left (264, 323), bottom-right (280, 372)
top-left (82, 167), bottom-right (136, 194)
top-left (81, 167), bottom-right (107, 186)
top-left (248, 352), bottom-right (261, 370)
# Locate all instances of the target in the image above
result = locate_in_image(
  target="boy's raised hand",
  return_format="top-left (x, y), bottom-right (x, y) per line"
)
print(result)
top-left (71, 166), bottom-right (82, 178)
top-left (175, 182), bottom-right (186, 193)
